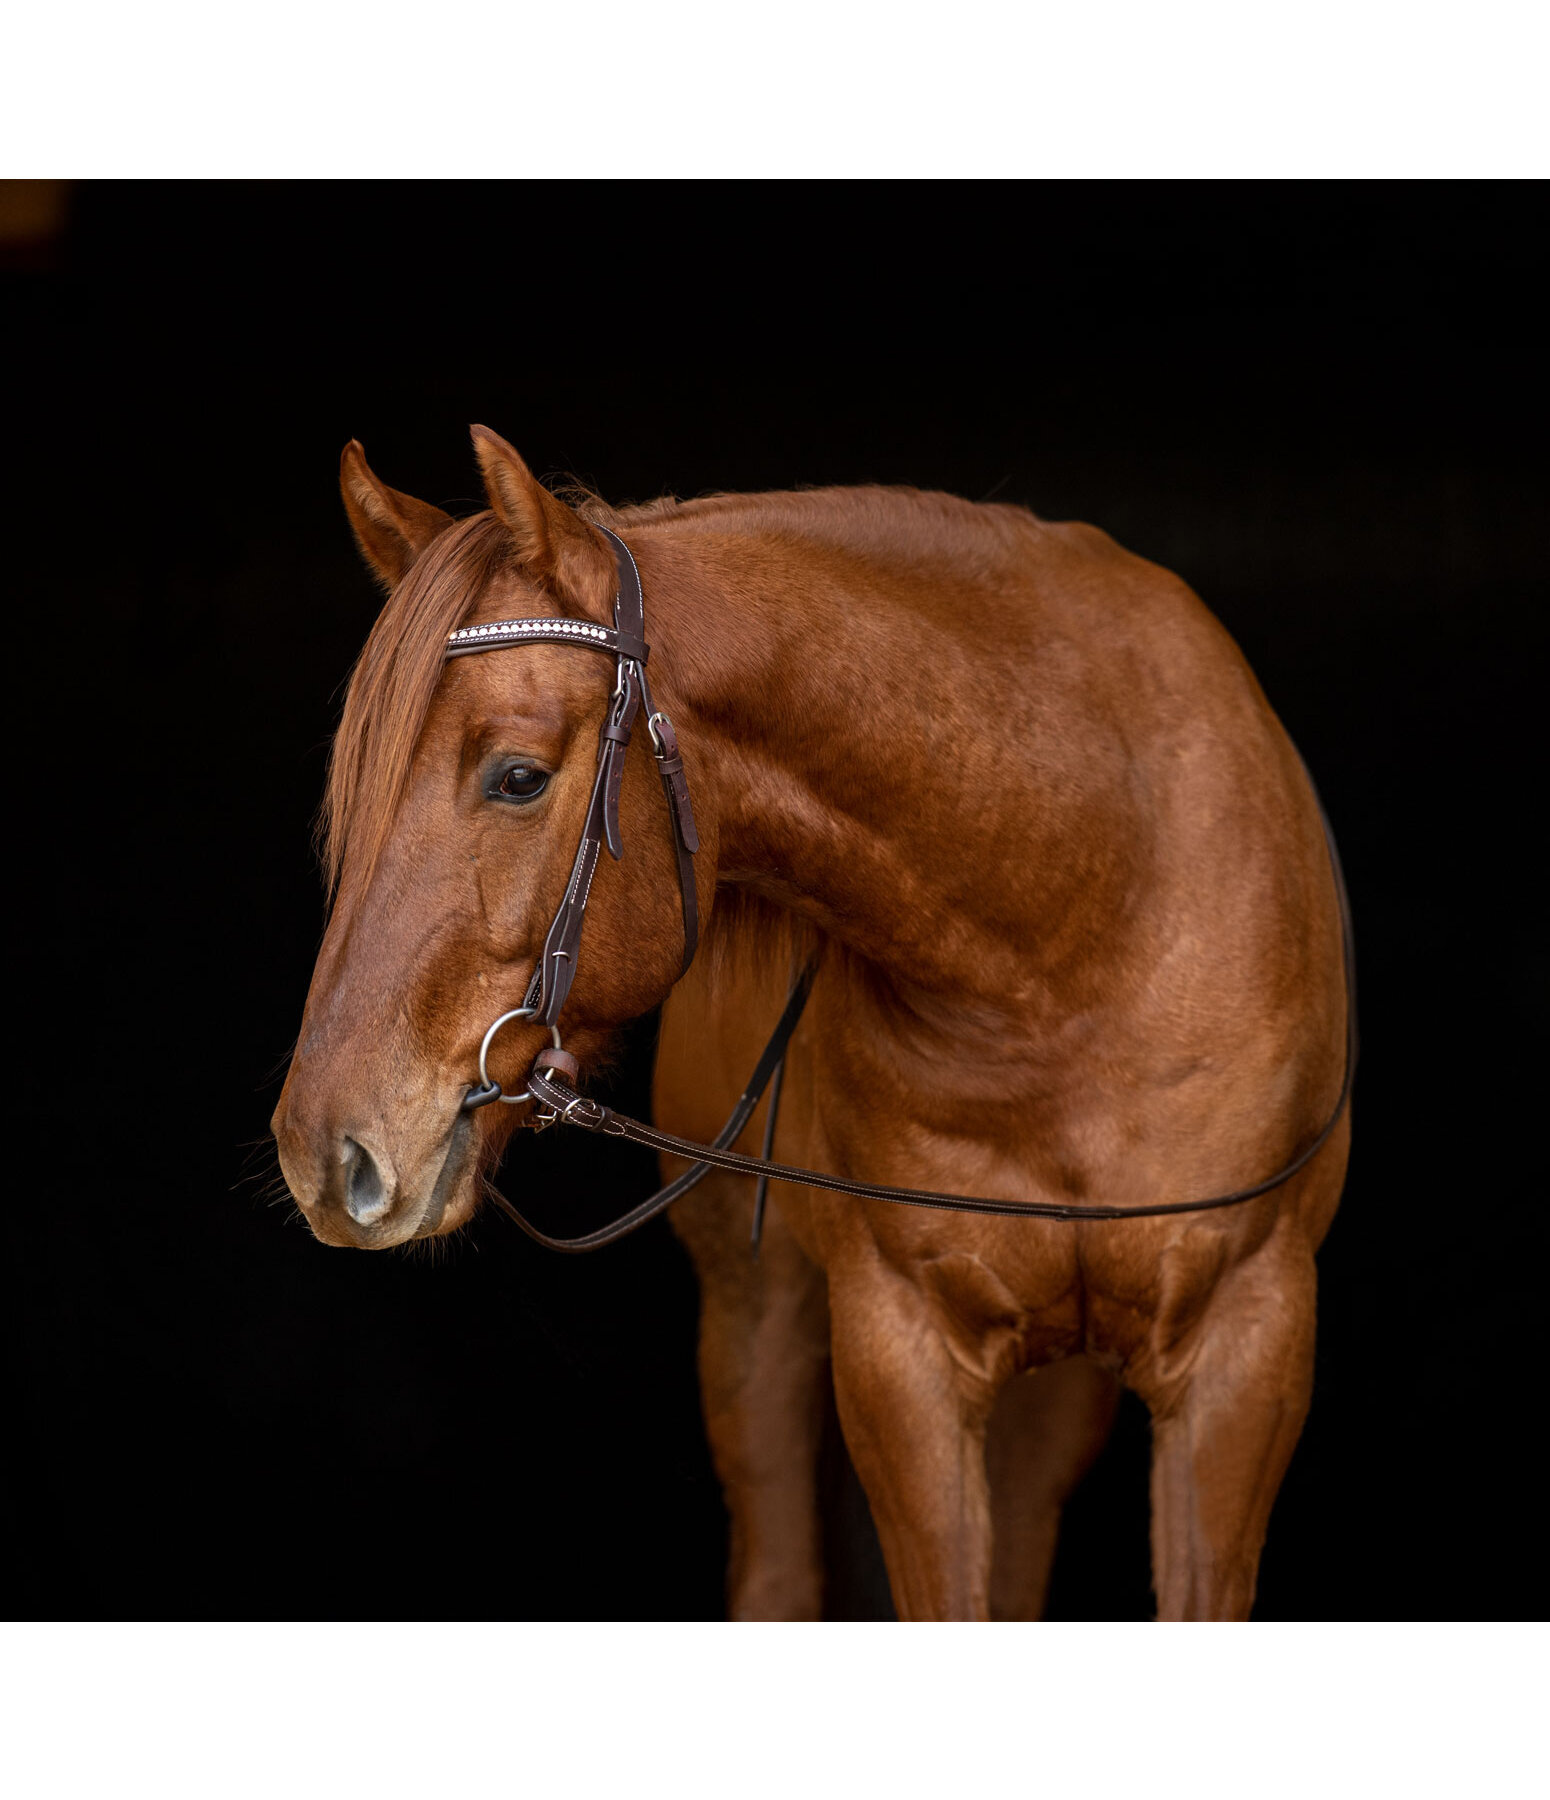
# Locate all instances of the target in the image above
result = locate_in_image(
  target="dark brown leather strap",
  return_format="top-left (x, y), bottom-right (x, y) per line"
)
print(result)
top-left (638, 664), bottom-right (699, 975)
top-left (596, 523), bottom-right (644, 647)
top-left (596, 526), bottom-right (699, 971)
top-left (522, 730), bottom-right (621, 1024)
top-left (749, 1054), bottom-right (786, 1256)
top-left (522, 1024), bottom-right (1353, 1227)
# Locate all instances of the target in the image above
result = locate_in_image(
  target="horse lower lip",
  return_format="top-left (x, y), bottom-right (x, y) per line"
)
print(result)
top-left (408, 1111), bottom-right (474, 1238)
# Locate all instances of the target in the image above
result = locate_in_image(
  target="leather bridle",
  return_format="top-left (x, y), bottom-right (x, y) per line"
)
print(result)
top-left (454, 523), bottom-right (698, 1104)
top-left (449, 528), bottom-right (1357, 1255)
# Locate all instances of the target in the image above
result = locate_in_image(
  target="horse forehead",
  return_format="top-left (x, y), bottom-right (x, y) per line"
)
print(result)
top-left (459, 561), bottom-right (552, 624)
top-left (434, 635), bottom-right (606, 729)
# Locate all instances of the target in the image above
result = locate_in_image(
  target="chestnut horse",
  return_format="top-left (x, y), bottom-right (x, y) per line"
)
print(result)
top-left (272, 426), bottom-right (1351, 1621)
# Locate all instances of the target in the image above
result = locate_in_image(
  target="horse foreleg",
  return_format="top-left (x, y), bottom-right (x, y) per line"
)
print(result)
top-left (986, 1356), bottom-right (1121, 1620)
top-left (827, 1259), bottom-right (998, 1620)
top-left (671, 1177), bottom-right (830, 1620)
top-left (1135, 1234), bottom-right (1318, 1621)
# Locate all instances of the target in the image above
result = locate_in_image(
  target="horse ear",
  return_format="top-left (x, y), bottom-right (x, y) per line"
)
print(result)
top-left (339, 441), bottom-right (454, 592)
top-left (470, 424), bottom-right (614, 613)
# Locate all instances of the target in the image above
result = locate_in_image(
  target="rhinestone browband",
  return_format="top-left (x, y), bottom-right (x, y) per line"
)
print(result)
top-left (444, 618), bottom-right (648, 661)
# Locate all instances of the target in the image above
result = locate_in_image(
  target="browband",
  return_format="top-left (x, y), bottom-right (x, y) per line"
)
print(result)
top-left (446, 618), bottom-right (650, 664)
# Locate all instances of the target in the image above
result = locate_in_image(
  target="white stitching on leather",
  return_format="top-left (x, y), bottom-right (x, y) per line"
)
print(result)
top-left (577, 839), bottom-right (600, 911)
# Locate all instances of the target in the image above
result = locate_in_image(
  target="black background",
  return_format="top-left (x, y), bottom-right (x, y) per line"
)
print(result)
top-left (8, 183), bottom-right (1544, 1621)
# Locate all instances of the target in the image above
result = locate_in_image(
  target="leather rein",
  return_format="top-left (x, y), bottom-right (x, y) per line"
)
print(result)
top-left (452, 528), bottom-right (1357, 1256)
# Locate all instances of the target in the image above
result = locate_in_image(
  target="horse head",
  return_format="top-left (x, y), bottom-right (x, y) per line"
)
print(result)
top-left (272, 428), bottom-right (700, 1247)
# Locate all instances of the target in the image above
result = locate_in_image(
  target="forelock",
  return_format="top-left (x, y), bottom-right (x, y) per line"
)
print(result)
top-left (320, 512), bottom-right (514, 894)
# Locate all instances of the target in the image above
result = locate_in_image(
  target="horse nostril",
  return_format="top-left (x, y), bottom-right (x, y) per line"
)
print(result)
top-left (341, 1137), bottom-right (391, 1225)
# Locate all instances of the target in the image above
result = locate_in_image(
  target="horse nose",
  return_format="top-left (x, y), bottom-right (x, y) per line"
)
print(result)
top-left (340, 1136), bottom-right (394, 1226)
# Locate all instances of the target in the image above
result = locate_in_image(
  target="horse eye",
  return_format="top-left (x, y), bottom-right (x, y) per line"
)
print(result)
top-left (494, 765), bottom-right (549, 802)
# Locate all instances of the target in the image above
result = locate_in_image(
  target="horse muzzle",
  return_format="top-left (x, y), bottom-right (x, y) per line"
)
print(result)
top-left (273, 1102), bottom-right (476, 1249)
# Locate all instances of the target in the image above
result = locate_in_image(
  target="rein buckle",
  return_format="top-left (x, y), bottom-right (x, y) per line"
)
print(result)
top-left (560, 1094), bottom-right (607, 1130)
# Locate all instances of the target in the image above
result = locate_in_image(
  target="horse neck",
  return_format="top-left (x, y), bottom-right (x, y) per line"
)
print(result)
top-left (630, 493), bottom-right (1149, 1008)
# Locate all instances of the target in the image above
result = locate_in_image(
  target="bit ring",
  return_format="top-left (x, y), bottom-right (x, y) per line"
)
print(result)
top-left (478, 1006), bottom-right (562, 1104)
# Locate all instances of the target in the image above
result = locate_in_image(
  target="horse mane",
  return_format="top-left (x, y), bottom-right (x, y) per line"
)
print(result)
top-left (575, 479), bottom-right (1044, 576)
top-left (320, 512), bottom-right (515, 894)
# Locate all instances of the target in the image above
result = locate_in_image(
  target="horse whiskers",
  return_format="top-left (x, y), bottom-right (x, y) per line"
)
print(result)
top-left (396, 1214), bottom-right (475, 1265)
top-left (260, 1041), bottom-right (300, 1086)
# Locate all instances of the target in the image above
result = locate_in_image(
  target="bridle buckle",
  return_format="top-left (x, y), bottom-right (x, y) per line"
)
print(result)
top-left (560, 1094), bottom-right (607, 1130)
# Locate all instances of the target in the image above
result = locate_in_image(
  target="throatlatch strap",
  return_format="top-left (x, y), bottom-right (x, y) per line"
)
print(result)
top-left (639, 661), bottom-right (699, 975)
